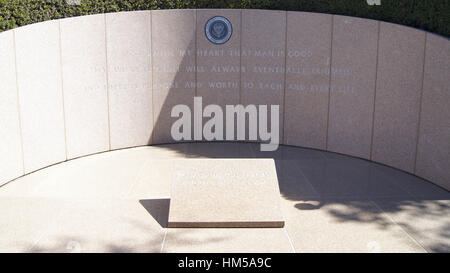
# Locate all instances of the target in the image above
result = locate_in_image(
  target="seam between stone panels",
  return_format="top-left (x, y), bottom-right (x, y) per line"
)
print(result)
top-left (104, 14), bottom-right (112, 150)
top-left (159, 229), bottom-right (168, 253)
top-left (12, 30), bottom-right (25, 175)
top-left (325, 15), bottom-right (334, 151)
top-left (283, 227), bottom-right (297, 253)
top-left (413, 32), bottom-right (428, 173)
top-left (239, 9), bottom-right (243, 105)
top-left (282, 11), bottom-right (288, 145)
top-left (194, 9), bottom-right (198, 97)
top-left (150, 11), bottom-right (155, 144)
top-left (58, 20), bottom-right (68, 161)
top-left (194, 10), bottom-right (200, 141)
top-left (369, 21), bottom-right (381, 160)
top-left (370, 200), bottom-right (428, 253)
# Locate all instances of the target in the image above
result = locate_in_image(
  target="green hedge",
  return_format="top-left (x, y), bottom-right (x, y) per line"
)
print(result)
top-left (1, 0), bottom-right (449, 37)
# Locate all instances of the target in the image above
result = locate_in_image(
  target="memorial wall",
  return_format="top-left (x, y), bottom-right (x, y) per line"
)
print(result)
top-left (0, 9), bottom-right (449, 190)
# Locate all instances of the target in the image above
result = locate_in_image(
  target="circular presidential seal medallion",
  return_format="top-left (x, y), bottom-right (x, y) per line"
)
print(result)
top-left (205, 16), bottom-right (232, 45)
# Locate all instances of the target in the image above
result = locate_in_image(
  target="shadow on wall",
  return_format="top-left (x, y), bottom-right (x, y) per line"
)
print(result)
top-left (150, 9), bottom-right (450, 192)
top-left (151, 10), bottom-right (197, 145)
top-left (151, 9), bottom-right (246, 145)
top-left (1, 9), bottom-right (449, 190)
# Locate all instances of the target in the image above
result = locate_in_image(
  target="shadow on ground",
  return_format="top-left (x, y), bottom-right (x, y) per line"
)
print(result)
top-left (11, 142), bottom-right (449, 253)
top-left (139, 198), bottom-right (170, 228)
top-left (150, 142), bottom-right (450, 252)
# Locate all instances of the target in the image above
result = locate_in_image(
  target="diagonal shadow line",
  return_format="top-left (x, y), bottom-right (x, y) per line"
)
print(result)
top-left (139, 198), bottom-right (170, 228)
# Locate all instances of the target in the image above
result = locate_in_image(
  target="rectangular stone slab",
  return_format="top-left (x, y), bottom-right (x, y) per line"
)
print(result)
top-left (168, 159), bottom-right (284, 228)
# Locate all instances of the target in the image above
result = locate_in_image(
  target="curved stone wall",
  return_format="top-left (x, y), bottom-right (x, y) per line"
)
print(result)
top-left (0, 10), bottom-right (449, 190)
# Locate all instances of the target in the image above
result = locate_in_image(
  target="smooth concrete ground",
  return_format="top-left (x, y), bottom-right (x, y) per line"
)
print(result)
top-left (0, 143), bottom-right (448, 253)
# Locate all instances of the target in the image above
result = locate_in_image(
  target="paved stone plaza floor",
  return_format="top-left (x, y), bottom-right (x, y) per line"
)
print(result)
top-left (0, 143), bottom-right (449, 253)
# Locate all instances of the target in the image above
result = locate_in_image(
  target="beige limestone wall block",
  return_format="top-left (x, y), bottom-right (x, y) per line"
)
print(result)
top-left (284, 12), bottom-right (332, 149)
top-left (106, 11), bottom-right (153, 150)
top-left (327, 16), bottom-right (378, 159)
top-left (60, 14), bottom-right (110, 159)
top-left (372, 22), bottom-right (425, 173)
top-left (241, 10), bottom-right (286, 142)
top-left (14, 21), bottom-right (66, 173)
top-left (415, 34), bottom-right (450, 190)
top-left (151, 10), bottom-right (196, 144)
top-left (0, 31), bottom-right (23, 185)
top-left (196, 9), bottom-right (240, 108)
top-left (196, 9), bottom-right (241, 141)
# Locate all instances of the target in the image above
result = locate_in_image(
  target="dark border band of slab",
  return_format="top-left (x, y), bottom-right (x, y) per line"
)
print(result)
top-left (168, 221), bottom-right (285, 228)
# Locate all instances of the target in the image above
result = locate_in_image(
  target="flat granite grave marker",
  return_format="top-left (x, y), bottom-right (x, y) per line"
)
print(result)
top-left (168, 159), bottom-right (285, 228)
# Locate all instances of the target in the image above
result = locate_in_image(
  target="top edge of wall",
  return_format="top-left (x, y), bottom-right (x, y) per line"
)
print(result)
top-left (0, 9), bottom-right (448, 40)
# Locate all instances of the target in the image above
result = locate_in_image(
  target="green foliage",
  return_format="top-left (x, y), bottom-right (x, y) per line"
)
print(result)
top-left (0, 0), bottom-right (449, 37)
